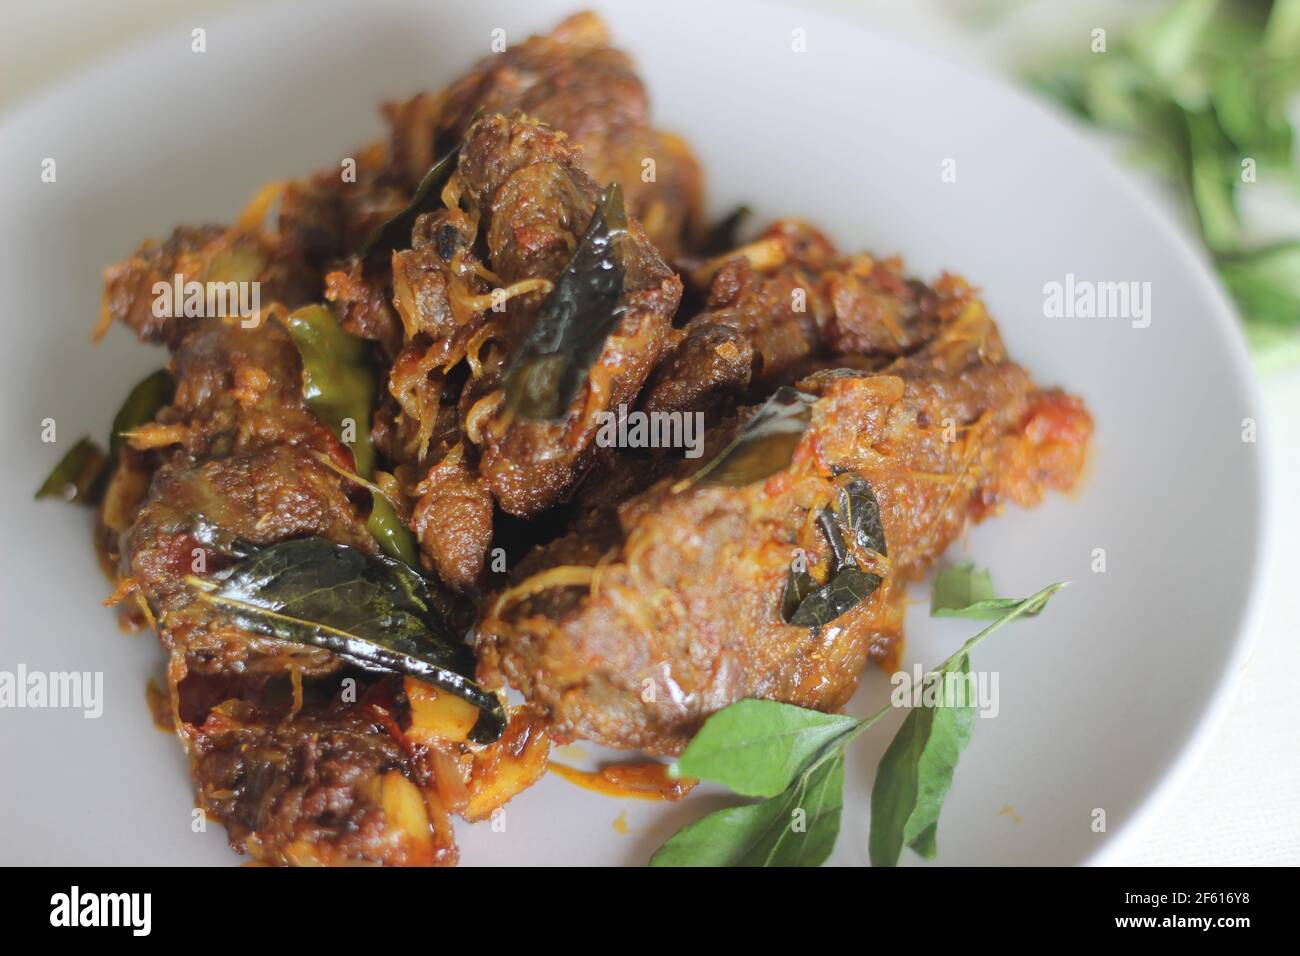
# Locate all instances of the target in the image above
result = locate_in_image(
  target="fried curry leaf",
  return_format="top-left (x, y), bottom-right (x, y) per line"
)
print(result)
top-left (674, 699), bottom-right (859, 798)
top-left (284, 304), bottom-right (419, 566)
top-left (38, 369), bottom-right (174, 505)
top-left (110, 369), bottom-right (173, 458)
top-left (930, 561), bottom-right (1047, 620)
top-left (188, 537), bottom-right (505, 743)
top-left (186, 512), bottom-right (258, 559)
top-left (685, 386), bottom-right (815, 489)
top-left (698, 204), bottom-right (752, 256)
top-left (357, 143), bottom-right (461, 260)
top-left (650, 752), bottom-right (844, 867)
top-left (35, 437), bottom-right (107, 503)
top-left (502, 184), bottom-right (628, 420)
top-left (653, 581), bottom-right (1065, 866)
top-left (783, 476), bottom-right (886, 628)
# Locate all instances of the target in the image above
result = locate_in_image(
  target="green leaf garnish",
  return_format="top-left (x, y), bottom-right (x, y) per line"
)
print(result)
top-left (929, 561), bottom-right (1047, 620)
top-left (675, 700), bottom-right (859, 798)
top-left (868, 653), bottom-right (976, 866)
top-left (502, 184), bottom-right (629, 421)
top-left (651, 580), bottom-right (1065, 867)
top-left (284, 304), bottom-right (419, 567)
top-left (1218, 240), bottom-right (1300, 326)
top-left (1026, 0), bottom-right (1300, 366)
top-left (651, 753), bottom-right (844, 867)
top-left (187, 536), bottom-right (505, 743)
top-left (35, 437), bottom-right (107, 503)
top-left (38, 368), bottom-right (173, 506)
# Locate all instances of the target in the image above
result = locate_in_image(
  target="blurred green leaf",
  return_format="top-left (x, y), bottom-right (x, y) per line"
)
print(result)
top-left (1027, 0), bottom-right (1300, 363)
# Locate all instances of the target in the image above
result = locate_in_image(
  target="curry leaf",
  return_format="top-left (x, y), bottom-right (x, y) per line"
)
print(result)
top-left (358, 143), bottom-right (461, 260)
top-left (284, 304), bottom-right (420, 566)
top-left (186, 512), bottom-right (258, 559)
top-left (110, 369), bottom-right (173, 458)
top-left (698, 204), bottom-right (752, 256)
top-left (868, 653), bottom-right (976, 867)
top-left (503, 183), bottom-right (629, 420)
top-left (188, 536), bottom-right (505, 743)
top-left (1218, 241), bottom-right (1300, 326)
top-left (1026, 0), bottom-right (1300, 363)
top-left (38, 369), bottom-right (174, 505)
top-left (650, 753), bottom-right (844, 867)
top-left (675, 700), bottom-right (858, 798)
top-left (782, 475), bottom-right (886, 628)
top-left (930, 561), bottom-right (1047, 619)
top-left (35, 437), bottom-right (107, 503)
top-left (681, 386), bottom-right (815, 490)
top-left (651, 580), bottom-right (1065, 866)
top-left (868, 582), bottom-right (1065, 866)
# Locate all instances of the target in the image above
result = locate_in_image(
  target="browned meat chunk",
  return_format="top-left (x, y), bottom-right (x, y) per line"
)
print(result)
top-left (123, 445), bottom-right (376, 679)
top-left (386, 12), bottom-right (702, 259)
top-left (190, 696), bottom-right (448, 867)
top-left (456, 113), bottom-right (682, 516)
top-left (476, 303), bottom-right (1092, 754)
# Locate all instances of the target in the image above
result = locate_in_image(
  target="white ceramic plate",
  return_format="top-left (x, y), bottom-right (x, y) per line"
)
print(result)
top-left (0, 0), bottom-right (1269, 866)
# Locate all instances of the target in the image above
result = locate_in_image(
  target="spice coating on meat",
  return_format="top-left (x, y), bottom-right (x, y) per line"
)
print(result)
top-left (476, 301), bottom-right (1091, 754)
top-left (457, 113), bottom-right (682, 516)
top-left (386, 12), bottom-right (702, 260)
top-left (81, 10), bottom-right (1094, 865)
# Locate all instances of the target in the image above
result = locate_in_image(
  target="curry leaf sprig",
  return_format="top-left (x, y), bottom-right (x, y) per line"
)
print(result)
top-left (650, 579), bottom-right (1065, 867)
top-left (1027, 0), bottom-right (1300, 367)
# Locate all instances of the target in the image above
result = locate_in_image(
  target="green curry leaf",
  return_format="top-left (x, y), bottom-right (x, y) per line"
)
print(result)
top-left (38, 369), bottom-right (174, 505)
top-left (868, 653), bottom-right (977, 866)
top-left (110, 369), bottom-right (173, 458)
top-left (675, 700), bottom-right (859, 798)
top-left (650, 752), bottom-right (844, 867)
top-left (1026, 0), bottom-right (1300, 364)
top-left (651, 580), bottom-right (1065, 866)
top-left (930, 561), bottom-right (1048, 620)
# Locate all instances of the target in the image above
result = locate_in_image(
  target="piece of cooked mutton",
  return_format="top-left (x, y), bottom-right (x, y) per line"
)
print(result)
top-left (384, 11), bottom-right (703, 261)
top-left (96, 200), bottom-right (549, 867)
top-left (367, 111), bottom-right (683, 594)
top-left (476, 291), bottom-right (1092, 755)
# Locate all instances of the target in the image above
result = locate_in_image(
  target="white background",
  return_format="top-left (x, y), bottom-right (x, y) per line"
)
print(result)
top-left (3, 0), bottom-right (1296, 865)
